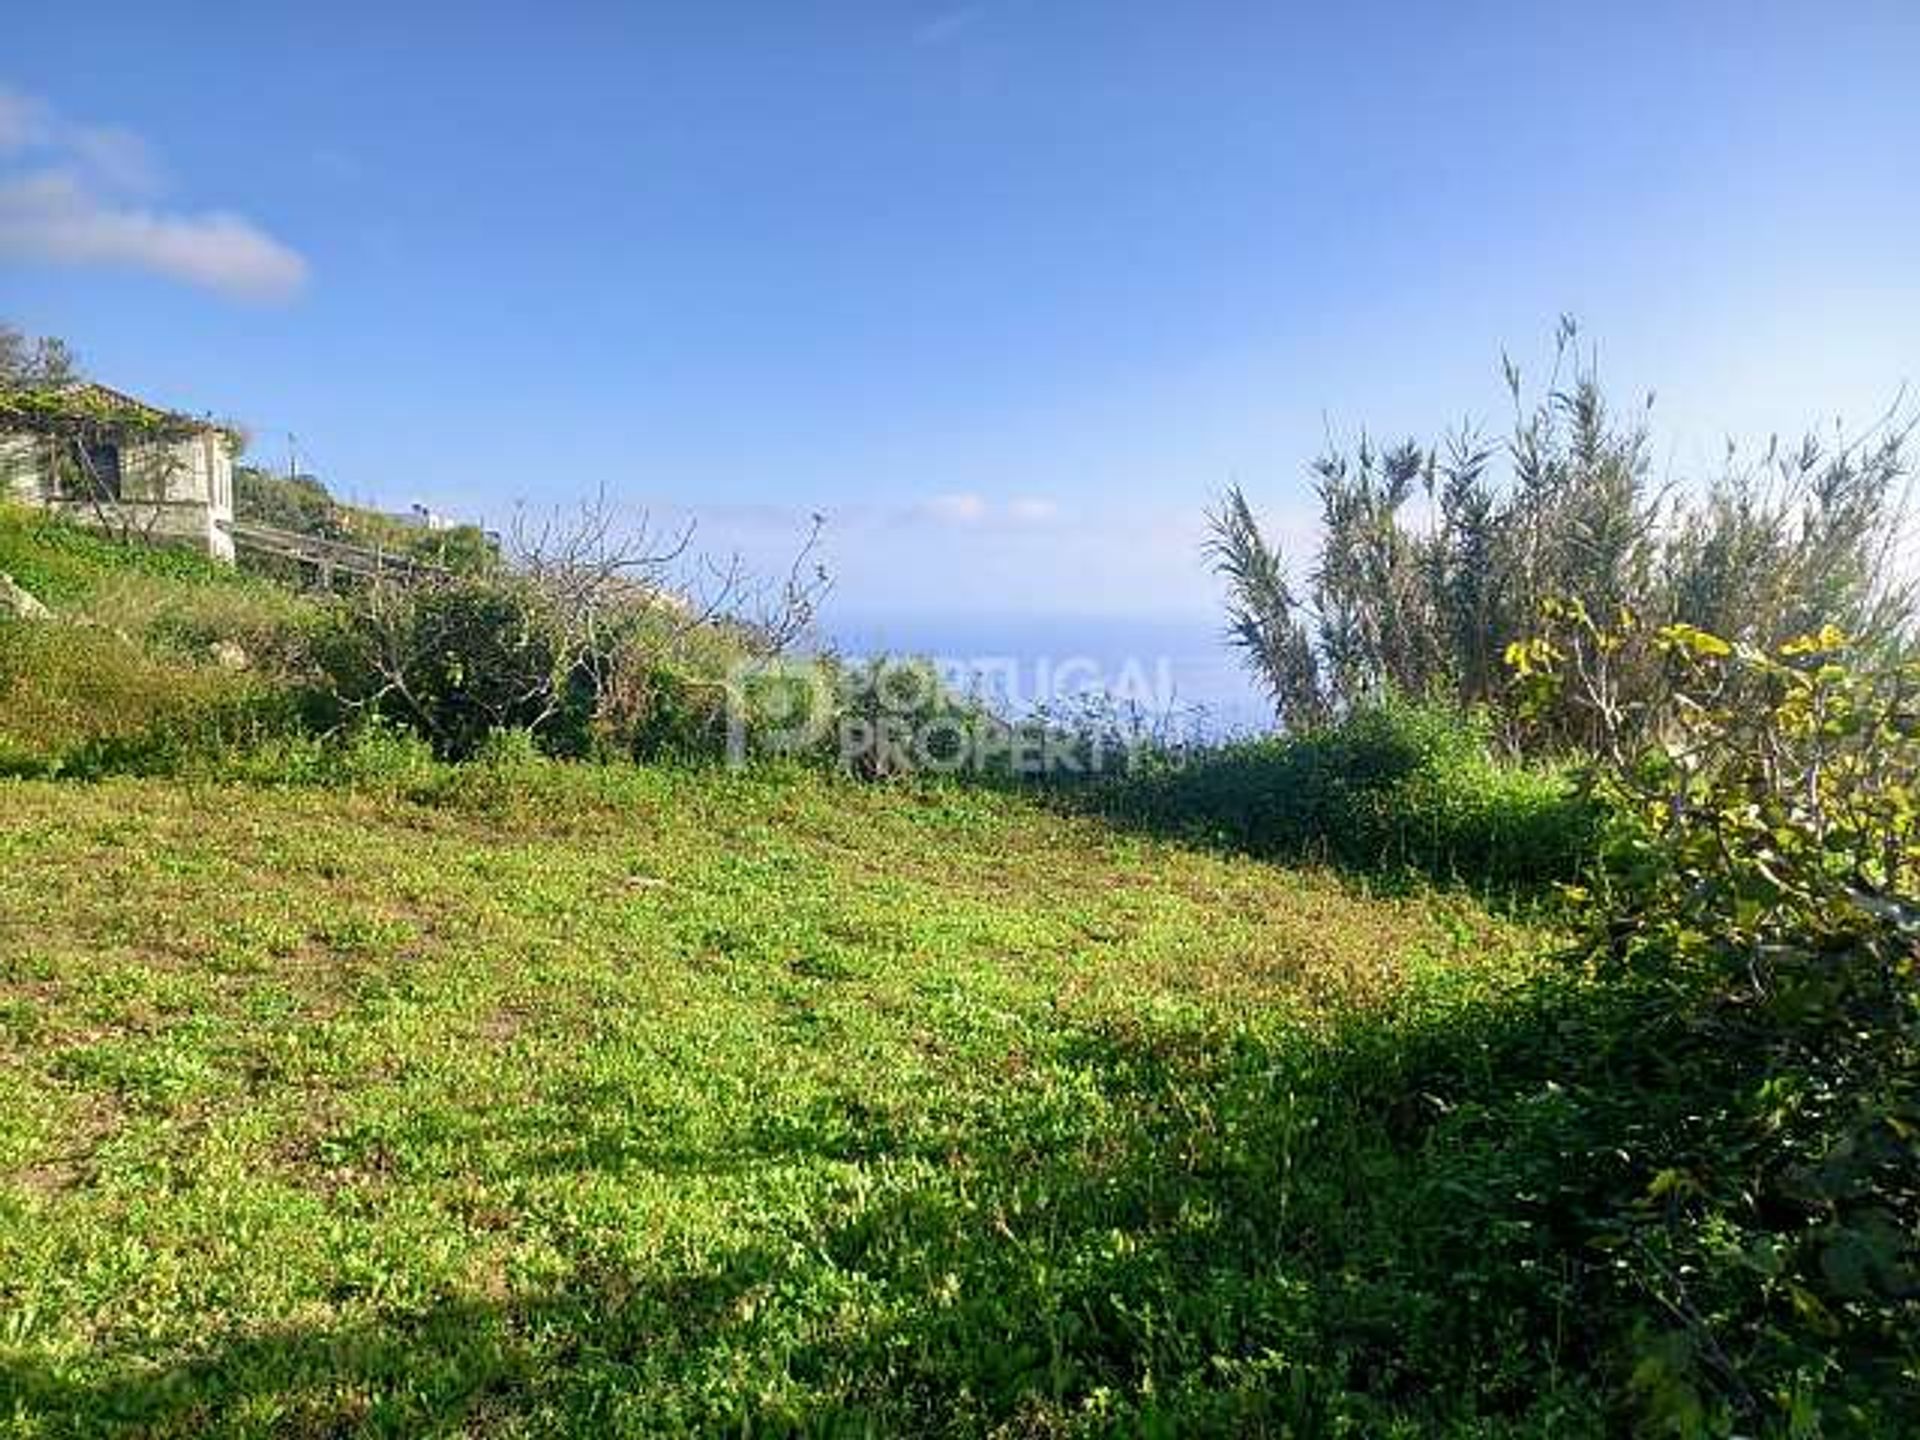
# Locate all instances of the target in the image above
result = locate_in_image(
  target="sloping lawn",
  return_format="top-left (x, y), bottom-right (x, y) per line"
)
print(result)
top-left (0, 765), bottom-right (1570, 1437)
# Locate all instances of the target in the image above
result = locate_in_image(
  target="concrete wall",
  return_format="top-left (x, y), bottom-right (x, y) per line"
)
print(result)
top-left (0, 432), bottom-right (50, 504)
top-left (0, 429), bottom-right (235, 562)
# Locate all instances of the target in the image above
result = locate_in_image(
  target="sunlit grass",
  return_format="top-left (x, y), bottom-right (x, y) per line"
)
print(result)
top-left (0, 764), bottom-right (1566, 1436)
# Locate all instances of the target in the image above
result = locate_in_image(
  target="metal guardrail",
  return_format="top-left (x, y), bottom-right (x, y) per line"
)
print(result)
top-left (223, 519), bottom-right (453, 585)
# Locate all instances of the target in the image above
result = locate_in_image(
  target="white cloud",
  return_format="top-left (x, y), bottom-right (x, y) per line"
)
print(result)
top-left (912, 492), bottom-right (1062, 529)
top-left (1006, 496), bottom-right (1060, 524)
top-left (913, 5), bottom-right (984, 46)
top-left (0, 84), bottom-right (306, 302)
top-left (921, 491), bottom-right (990, 525)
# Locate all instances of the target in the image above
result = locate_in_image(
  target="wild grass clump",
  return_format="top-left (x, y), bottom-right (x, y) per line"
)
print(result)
top-left (0, 620), bottom-right (306, 778)
top-left (83, 570), bottom-right (316, 672)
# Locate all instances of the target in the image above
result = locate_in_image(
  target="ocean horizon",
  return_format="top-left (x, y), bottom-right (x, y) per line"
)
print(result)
top-left (822, 610), bottom-right (1272, 739)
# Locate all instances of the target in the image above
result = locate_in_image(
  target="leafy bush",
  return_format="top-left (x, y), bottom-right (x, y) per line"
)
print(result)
top-left (593, 609), bottom-right (755, 761)
top-left (311, 572), bottom-right (777, 764)
top-left (468, 725), bottom-right (546, 769)
top-left (1070, 697), bottom-right (1596, 888)
top-left (311, 575), bottom-right (579, 759)
top-left (817, 655), bottom-right (1008, 778)
top-left (316, 717), bottom-right (442, 787)
top-left (1515, 617), bottom-right (1920, 1434)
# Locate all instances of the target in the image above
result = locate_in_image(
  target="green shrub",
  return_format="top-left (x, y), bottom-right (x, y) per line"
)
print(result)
top-left (820, 655), bottom-right (1007, 778)
top-left (593, 612), bottom-right (750, 762)
top-left (319, 718), bottom-right (440, 788)
top-left (470, 725), bottom-right (547, 769)
top-left (1073, 697), bottom-right (1596, 888)
top-left (310, 576), bottom-right (578, 760)
top-left (311, 573), bottom-right (774, 764)
top-left (1516, 615), bottom-right (1920, 1434)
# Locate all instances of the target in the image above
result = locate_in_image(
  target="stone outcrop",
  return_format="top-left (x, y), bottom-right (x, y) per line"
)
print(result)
top-left (0, 572), bottom-right (51, 621)
top-left (209, 639), bottom-right (251, 671)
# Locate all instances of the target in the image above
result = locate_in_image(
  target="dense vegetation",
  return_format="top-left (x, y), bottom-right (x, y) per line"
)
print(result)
top-left (1060, 697), bottom-right (1593, 889)
top-left (0, 501), bottom-right (776, 775)
top-left (1194, 330), bottom-right (1920, 1434)
top-left (1209, 319), bottom-right (1914, 746)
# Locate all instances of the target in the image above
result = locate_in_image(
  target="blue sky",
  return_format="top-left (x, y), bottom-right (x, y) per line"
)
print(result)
top-left (3, 1), bottom-right (1917, 628)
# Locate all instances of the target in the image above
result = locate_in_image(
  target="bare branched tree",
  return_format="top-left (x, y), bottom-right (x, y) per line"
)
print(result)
top-left (0, 324), bottom-right (78, 390)
top-left (322, 487), bottom-right (832, 758)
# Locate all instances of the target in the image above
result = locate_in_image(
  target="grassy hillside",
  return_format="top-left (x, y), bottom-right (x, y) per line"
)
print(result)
top-left (0, 763), bottom-right (1569, 1437)
top-left (0, 506), bottom-right (314, 777)
top-left (3, 516), bottom-right (1909, 1436)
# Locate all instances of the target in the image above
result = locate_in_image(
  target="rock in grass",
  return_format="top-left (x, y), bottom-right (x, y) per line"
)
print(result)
top-left (0, 572), bottom-right (51, 621)
top-left (209, 639), bottom-right (251, 670)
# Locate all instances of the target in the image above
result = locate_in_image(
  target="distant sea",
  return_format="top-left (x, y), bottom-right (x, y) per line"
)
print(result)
top-left (823, 611), bottom-right (1272, 739)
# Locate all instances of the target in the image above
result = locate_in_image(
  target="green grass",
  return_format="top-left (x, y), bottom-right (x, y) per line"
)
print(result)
top-left (0, 506), bottom-right (317, 778)
top-left (0, 762), bottom-right (1582, 1437)
top-left (0, 505), bottom-right (264, 614)
top-left (6, 519), bottom-right (1900, 1436)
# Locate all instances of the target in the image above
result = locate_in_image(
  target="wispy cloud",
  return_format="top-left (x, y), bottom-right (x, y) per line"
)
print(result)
top-left (912, 492), bottom-right (1061, 529)
top-left (913, 5), bottom-right (985, 47)
top-left (1004, 496), bottom-right (1059, 525)
top-left (0, 84), bottom-right (307, 302)
top-left (921, 491), bottom-right (990, 525)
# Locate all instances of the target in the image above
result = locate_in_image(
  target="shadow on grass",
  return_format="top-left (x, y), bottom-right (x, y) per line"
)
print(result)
top-left (0, 1260), bottom-right (788, 1438)
top-left (21, 953), bottom-right (1904, 1438)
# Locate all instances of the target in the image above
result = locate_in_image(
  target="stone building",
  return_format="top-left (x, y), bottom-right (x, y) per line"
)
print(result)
top-left (0, 382), bottom-right (237, 561)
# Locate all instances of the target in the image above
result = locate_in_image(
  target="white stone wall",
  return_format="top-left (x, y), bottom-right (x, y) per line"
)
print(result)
top-left (0, 428), bottom-right (236, 562)
top-left (0, 432), bottom-right (50, 503)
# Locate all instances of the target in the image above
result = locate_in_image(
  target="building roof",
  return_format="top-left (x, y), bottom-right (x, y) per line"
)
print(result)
top-left (59, 382), bottom-right (206, 426)
top-left (0, 381), bottom-right (233, 443)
